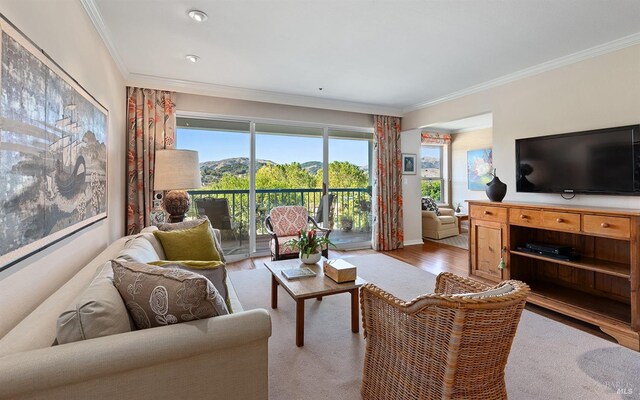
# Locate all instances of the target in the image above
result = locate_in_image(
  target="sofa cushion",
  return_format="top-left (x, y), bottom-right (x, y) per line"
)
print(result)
top-left (112, 260), bottom-right (228, 329)
top-left (438, 215), bottom-right (456, 224)
top-left (158, 218), bottom-right (225, 262)
top-left (117, 234), bottom-right (163, 263)
top-left (149, 260), bottom-right (231, 312)
top-left (270, 235), bottom-right (299, 255)
top-left (56, 262), bottom-right (133, 344)
top-left (153, 220), bottom-right (221, 261)
top-left (421, 197), bottom-right (441, 216)
top-left (269, 206), bottom-right (309, 236)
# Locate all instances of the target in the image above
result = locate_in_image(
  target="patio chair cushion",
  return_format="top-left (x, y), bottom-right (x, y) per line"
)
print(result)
top-left (269, 206), bottom-right (309, 236)
top-left (270, 236), bottom-right (299, 255)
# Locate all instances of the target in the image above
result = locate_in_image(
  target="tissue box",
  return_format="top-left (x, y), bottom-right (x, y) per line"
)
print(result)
top-left (323, 259), bottom-right (357, 283)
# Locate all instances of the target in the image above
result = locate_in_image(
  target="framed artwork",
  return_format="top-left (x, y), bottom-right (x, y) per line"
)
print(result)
top-left (467, 148), bottom-right (493, 190)
top-left (402, 153), bottom-right (417, 175)
top-left (0, 16), bottom-right (108, 271)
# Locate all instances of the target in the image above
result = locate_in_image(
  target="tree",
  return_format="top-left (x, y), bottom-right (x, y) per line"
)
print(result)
top-left (421, 180), bottom-right (441, 201)
top-left (315, 161), bottom-right (368, 188)
top-left (255, 163), bottom-right (315, 189)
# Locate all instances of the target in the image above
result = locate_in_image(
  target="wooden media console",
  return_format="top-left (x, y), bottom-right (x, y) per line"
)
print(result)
top-left (468, 200), bottom-right (640, 351)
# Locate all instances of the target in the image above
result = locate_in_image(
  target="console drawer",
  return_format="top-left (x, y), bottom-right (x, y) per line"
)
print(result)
top-left (470, 205), bottom-right (507, 223)
top-left (509, 208), bottom-right (543, 227)
top-left (541, 211), bottom-right (581, 232)
top-left (583, 215), bottom-right (630, 239)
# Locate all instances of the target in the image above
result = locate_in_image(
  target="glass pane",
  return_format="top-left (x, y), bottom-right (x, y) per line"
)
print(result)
top-left (176, 119), bottom-right (251, 259)
top-left (328, 129), bottom-right (372, 247)
top-left (421, 145), bottom-right (442, 178)
top-left (421, 179), bottom-right (442, 202)
top-left (254, 123), bottom-right (324, 253)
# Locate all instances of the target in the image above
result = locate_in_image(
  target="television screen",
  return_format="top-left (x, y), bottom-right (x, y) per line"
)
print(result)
top-left (516, 125), bottom-right (640, 195)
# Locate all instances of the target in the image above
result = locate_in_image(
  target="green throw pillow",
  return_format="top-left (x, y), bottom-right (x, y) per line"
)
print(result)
top-left (149, 260), bottom-right (231, 312)
top-left (153, 220), bottom-right (221, 262)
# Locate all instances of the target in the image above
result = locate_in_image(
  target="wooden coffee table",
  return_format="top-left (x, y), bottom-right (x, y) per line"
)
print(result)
top-left (264, 257), bottom-right (366, 347)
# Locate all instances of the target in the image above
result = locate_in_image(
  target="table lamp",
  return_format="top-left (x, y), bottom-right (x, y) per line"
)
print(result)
top-left (154, 149), bottom-right (201, 223)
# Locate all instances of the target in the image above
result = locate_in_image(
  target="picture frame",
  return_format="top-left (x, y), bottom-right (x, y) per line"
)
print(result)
top-left (0, 15), bottom-right (109, 271)
top-left (402, 153), bottom-right (417, 175)
top-left (467, 148), bottom-right (493, 190)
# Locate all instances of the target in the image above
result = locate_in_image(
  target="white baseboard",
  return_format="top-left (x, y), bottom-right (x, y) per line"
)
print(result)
top-left (403, 239), bottom-right (424, 246)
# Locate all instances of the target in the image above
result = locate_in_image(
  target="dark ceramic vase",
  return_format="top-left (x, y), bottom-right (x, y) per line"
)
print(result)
top-left (486, 173), bottom-right (507, 202)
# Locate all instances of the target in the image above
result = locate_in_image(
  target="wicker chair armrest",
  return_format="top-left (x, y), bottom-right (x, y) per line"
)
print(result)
top-left (308, 216), bottom-right (331, 237)
top-left (434, 272), bottom-right (491, 295)
top-left (264, 216), bottom-right (276, 237)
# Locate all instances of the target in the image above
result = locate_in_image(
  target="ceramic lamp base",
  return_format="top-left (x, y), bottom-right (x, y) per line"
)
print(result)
top-left (163, 190), bottom-right (191, 223)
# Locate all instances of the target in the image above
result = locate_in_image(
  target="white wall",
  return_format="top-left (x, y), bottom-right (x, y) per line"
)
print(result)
top-left (451, 128), bottom-right (493, 214)
top-left (176, 92), bottom-right (374, 128)
top-left (0, 1), bottom-right (125, 337)
top-left (402, 44), bottom-right (640, 230)
top-left (400, 129), bottom-right (423, 245)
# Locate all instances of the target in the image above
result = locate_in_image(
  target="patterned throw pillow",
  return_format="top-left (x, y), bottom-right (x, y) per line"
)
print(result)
top-left (421, 197), bottom-right (441, 216)
top-left (111, 260), bottom-right (228, 329)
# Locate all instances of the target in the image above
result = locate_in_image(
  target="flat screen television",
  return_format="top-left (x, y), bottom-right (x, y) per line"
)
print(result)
top-left (515, 124), bottom-right (640, 195)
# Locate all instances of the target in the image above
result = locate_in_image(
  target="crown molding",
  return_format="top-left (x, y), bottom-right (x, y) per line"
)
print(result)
top-left (126, 73), bottom-right (403, 116)
top-left (80, 0), bottom-right (129, 79)
top-left (403, 31), bottom-right (640, 113)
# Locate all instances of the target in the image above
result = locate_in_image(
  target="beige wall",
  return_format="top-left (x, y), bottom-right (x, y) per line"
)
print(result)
top-left (403, 44), bottom-right (640, 237)
top-left (176, 92), bottom-right (374, 128)
top-left (0, 1), bottom-right (126, 337)
top-left (400, 129), bottom-right (423, 245)
top-left (451, 128), bottom-right (493, 213)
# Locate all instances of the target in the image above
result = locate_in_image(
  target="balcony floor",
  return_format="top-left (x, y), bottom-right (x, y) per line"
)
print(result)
top-left (219, 229), bottom-right (371, 256)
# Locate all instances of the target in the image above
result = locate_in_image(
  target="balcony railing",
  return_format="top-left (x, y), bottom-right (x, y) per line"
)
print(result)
top-left (187, 188), bottom-right (372, 240)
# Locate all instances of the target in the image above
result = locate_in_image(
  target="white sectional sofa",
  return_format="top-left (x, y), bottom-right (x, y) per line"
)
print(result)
top-left (0, 228), bottom-right (271, 400)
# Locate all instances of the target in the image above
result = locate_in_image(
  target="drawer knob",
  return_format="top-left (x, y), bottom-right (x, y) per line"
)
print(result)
top-left (520, 214), bottom-right (527, 219)
top-left (601, 222), bottom-right (610, 228)
top-left (484, 211), bottom-right (491, 215)
top-left (556, 218), bottom-right (563, 223)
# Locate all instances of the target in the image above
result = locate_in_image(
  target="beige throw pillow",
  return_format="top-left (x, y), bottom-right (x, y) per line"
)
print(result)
top-left (111, 260), bottom-right (228, 329)
top-left (56, 262), bottom-right (133, 344)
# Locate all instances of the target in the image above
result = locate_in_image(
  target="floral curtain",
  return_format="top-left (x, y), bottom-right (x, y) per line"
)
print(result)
top-left (126, 87), bottom-right (176, 235)
top-left (372, 115), bottom-right (403, 251)
top-left (421, 131), bottom-right (451, 145)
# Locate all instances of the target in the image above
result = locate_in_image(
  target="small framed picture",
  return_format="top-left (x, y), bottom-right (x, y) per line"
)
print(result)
top-left (402, 153), bottom-right (417, 175)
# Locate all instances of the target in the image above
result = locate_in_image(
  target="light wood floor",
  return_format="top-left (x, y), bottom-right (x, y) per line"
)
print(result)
top-left (228, 240), bottom-right (612, 342)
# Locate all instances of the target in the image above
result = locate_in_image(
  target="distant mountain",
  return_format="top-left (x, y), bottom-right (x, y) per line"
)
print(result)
top-left (421, 156), bottom-right (440, 170)
top-left (300, 161), bottom-right (322, 175)
top-left (200, 157), bottom-right (274, 185)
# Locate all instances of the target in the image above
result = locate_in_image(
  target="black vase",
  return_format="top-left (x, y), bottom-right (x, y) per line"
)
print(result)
top-left (486, 175), bottom-right (507, 202)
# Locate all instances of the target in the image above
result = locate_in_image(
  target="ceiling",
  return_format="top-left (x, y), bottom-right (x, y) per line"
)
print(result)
top-left (85, 0), bottom-right (640, 116)
top-left (426, 113), bottom-right (493, 133)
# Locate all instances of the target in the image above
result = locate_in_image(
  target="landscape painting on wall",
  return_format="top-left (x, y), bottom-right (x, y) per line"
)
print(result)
top-left (0, 17), bottom-right (108, 270)
top-left (467, 148), bottom-right (492, 190)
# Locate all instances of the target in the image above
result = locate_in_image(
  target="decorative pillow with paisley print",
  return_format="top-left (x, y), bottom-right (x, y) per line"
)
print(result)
top-left (111, 260), bottom-right (229, 330)
top-left (421, 197), bottom-right (441, 216)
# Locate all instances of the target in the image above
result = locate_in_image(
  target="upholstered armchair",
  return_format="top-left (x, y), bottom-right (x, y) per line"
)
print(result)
top-left (264, 205), bottom-right (331, 261)
top-left (422, 207), bottom-right (459, 239)
top-left (360, 272), bottom-right (530, 400)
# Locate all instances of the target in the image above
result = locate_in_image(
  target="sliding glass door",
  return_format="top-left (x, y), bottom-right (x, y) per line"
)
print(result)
top-left (176, 116), bottom-right (372, 258)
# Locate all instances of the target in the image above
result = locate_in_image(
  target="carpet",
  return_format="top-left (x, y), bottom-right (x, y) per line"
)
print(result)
top-left (424, 224), bottom-right (469, 249)
top-left (229, 254), bottom-right (640, 399)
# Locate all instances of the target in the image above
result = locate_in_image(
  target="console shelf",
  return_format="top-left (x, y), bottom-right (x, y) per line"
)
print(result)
top-left (510, 250), bottom-right (630, 279)
top-left (468, 200), bottom-right (640, 351)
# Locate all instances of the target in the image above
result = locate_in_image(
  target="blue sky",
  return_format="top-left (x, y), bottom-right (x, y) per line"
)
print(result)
top-left (177, 128), bottom-right (370, 166)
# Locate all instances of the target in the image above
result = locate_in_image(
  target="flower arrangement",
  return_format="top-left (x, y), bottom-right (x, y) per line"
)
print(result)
top-left (284, 228), bottom-right (335, 257)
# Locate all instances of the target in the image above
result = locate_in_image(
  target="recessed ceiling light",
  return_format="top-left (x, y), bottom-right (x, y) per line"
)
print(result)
top-left (185, 54), bottom-right (200, 63)
top-left (188, 10), bottom-right (208, 22)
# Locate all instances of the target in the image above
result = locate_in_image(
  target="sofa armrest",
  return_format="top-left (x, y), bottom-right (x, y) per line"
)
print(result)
top-left (421, 210), bottom-right (438, 220)
top-left (0, 309), bottom-right (271, 400)
top-left (439, 208), bottom-right (455, 216)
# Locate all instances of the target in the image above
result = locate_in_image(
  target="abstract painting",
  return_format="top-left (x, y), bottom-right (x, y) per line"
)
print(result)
top-left (0, 17), bottom-right (108, 270)
top-left (467, 148), bottom-right (492, 190)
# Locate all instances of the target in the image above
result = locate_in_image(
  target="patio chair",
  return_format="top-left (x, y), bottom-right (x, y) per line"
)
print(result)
top-left (360, 272), bottom-right (530, 400)
top-left (264, 205), bottom-right (331, 261)
top-left (195, 197), bottom-right (243, 253)
top-left (314, 193), bottom-right (335, 225)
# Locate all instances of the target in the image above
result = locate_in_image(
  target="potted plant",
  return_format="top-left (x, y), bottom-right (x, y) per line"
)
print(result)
top-left (284, 229), bottom-right (335, 264)
top-left (340, 215), bottom-right (353, 232)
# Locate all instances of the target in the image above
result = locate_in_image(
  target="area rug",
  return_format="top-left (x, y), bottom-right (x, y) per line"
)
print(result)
top-left (230, 254), bottom-right (640, 400)
top-left (424, 224), bottom-right (469, 249)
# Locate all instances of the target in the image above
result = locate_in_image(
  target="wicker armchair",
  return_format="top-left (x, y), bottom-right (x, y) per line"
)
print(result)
top-left (360, 272), bottom-right (530, 400)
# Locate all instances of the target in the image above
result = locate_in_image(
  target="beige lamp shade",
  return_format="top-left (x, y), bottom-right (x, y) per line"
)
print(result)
top-left (154, 149), bottom-right (201, 190)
